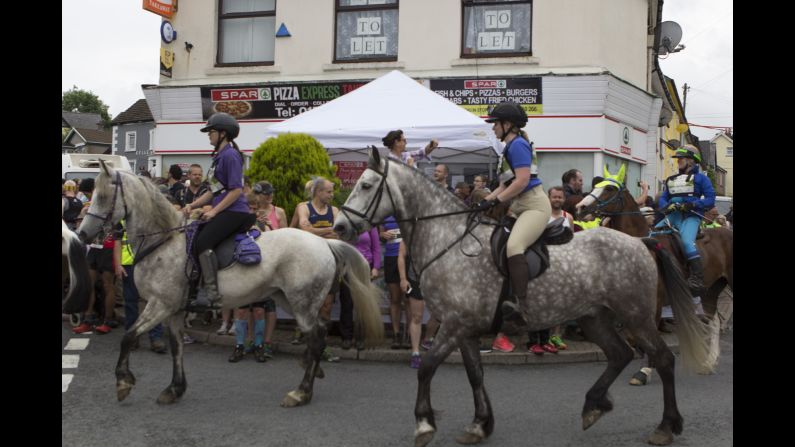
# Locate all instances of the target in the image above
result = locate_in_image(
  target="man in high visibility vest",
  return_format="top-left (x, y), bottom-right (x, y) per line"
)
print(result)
top-left (114, 220), bottom-right (167, 353)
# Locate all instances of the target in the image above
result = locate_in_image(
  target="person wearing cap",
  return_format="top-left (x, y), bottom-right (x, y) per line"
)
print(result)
top-left (479, 101), bottom-right (551, 323)
top-left (656, 144), bottom-right (716, 297)
top-left (181, 112), bottom-right (255, 308)
top-left (252, 181), bottom-right (287, 231)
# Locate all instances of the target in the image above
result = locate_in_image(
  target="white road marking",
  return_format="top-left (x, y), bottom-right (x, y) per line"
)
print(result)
top-left (62, 374), bottom-right (74, 393)
top-left (62, 355), bottom-right (80, 369)
top-left (64, 339), bottom-right (90, 350)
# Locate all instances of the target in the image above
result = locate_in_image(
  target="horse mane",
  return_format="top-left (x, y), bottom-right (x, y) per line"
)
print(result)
top-left (96, 170), bottom-right (181, 231)
top-left (386, 158), bottom-right (468, 210)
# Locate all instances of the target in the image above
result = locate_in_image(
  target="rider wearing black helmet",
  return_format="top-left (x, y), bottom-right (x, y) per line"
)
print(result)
top-left (479, 101), bottom-right (551, 322)
top-left (182, 112), bottom-right (254, 308)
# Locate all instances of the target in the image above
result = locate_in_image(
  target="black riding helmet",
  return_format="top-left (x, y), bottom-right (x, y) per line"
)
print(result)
top-left (485, 101), bottom-right (527, 128)
top-left (200, 112), bottom-right (240, 140)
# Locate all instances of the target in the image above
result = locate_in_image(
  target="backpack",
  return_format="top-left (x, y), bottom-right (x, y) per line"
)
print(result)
top-left (62, 196), bottom-right (83, 223)
top-left (234, 229), bottom-right (262, 265)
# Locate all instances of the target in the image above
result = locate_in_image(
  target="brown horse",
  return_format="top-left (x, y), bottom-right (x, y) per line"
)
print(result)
top-left (576, 175), bottom-right (731, 383)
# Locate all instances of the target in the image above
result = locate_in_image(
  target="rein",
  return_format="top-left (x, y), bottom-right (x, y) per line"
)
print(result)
top-left (340, 155), bottom-right (493, 282)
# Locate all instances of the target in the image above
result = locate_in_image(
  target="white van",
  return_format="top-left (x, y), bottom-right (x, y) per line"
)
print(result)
top-left (62, 154), bottom-right (132, 181)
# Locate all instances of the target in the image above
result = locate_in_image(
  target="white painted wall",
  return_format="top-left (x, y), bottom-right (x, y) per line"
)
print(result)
top-left (162, 0), bottom-right (650, 89)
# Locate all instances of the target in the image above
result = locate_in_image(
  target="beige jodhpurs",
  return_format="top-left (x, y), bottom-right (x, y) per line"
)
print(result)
top-left (506, 186), bottom-right (552, 257)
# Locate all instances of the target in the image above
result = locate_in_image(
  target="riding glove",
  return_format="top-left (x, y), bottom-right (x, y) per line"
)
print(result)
top-left (476, 197), bottom-right (500, 212)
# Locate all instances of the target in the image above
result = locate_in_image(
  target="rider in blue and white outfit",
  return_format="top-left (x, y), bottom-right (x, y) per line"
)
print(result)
top-left (656, 144), bottom-right (715, 297)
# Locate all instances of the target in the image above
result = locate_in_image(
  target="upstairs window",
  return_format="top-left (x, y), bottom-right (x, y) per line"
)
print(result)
top-left (726, 147), bottom-right (733, 157)
top-left (218, 0), bottom-right (276, 65)
top-left (125, 132), bottom-right (136, 152)
top-left (335, 0), bottom-right (399, 63)
top-left (462, 0), bottom-right (532, 57)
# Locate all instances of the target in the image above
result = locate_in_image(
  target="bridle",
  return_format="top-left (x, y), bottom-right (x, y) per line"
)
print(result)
top-left (339, 153), bottom-right (491, 281)
top-left (86, 171), bottom-right (129, 234)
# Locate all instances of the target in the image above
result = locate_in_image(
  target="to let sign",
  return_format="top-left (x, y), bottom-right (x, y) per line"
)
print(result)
top-left (143, 0), bottom-right (176, 19)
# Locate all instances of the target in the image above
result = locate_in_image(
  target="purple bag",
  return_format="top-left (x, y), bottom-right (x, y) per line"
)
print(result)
top-left (234, 229), bottom-right (261, 265)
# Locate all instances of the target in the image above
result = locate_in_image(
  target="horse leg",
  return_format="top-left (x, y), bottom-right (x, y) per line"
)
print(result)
top-left (282, 323), bottom-right (326, 407)
top-left (577, 309), bottom-right (635, 431)
top-left (157, 314), bottom-right (187, 405)
top-left (454, 335), bottom-right (494, 445)
top-left (414, 326), bottom-right (462, 447)
top-left (115, 302), bottom-right (172, 402)
top-left (629, 324), bottom-right (682, 446)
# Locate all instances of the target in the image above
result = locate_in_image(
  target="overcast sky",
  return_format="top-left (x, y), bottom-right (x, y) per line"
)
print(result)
top-left (62, 0), bottom-right (731, 140)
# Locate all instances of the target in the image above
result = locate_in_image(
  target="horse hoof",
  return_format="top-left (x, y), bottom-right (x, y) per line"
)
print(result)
top-left (116, 381), bottom-right (133, 402)
top-left (647, 428), bottom-right (674, 445)
top-left (315, 366), bottom-right (325, 379)
top-left (630, 368), bottom-right (652, 386)
top-left (280, 390), bottom-right (310, 407)
top-left (454, 423), bottom-right (486, 445)
top-left (415, 432), bottom-right (435, 447)
top-left (156, 389), bottom-right (178, 405)
top-left (582, 409), bottom-right (604, 430)
top-left (415, 419), bottom-right (436, 447)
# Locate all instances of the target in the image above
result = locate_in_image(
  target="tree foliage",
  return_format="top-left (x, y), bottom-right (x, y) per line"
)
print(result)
top-left (246, 133), bottom-right (340, 220)
top-left (62, 86), bottom-right (111, 127)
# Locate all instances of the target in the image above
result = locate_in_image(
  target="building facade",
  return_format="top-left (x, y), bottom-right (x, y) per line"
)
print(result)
top-left (111, 99), bottom-right (156, 175)
top-left (712, 132), bottom-right (733, 197)
top-left (144, 0), bottom-right (662, 194)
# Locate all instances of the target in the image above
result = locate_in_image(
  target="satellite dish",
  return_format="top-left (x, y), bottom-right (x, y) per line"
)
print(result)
top-left (657, 21), bottom-right (683, 55)
top-left (658, 106), bottom-right (673, 127)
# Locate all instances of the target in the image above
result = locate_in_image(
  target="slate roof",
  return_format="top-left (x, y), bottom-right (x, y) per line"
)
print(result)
top-left (111, 99), bottom-right (153, 125)
top-left (62, 111), bottom-right (103, 130)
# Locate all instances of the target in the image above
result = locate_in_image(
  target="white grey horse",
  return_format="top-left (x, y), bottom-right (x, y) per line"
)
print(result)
top-left (334, 148), bottom-right (714, 446)
top-left (77, 161), bottom-right (383, 407)
top-left (62, 219), bottom-right (91, 315)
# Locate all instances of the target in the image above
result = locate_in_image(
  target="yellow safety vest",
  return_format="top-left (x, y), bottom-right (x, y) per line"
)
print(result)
top-left (120, 220), bottom-right (134, 266)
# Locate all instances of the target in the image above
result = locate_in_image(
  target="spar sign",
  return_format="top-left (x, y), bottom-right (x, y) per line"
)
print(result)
top-left (430, 77), bottom-right (542, 116)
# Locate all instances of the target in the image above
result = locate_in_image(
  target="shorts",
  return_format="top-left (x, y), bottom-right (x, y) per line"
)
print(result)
top-left (87, 247), bottom-right (114, 273)
top-left (406, 278), bottom-right (423, 300)
top-left (384, 256), bottom-right (400, 284)
top-left (239, 298), bottom-right (276, 312)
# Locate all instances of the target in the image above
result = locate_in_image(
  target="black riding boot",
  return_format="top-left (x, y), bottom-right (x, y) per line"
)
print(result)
top-left (190, 249), bottom-right (222, 307)
top-left (504, 255), bottom-right (529, 323)
top-left (687, 257), bottom-right (705, 297)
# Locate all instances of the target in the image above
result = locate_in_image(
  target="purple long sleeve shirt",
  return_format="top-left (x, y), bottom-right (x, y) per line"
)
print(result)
top-left (353, 227), bottom-right (381, 270)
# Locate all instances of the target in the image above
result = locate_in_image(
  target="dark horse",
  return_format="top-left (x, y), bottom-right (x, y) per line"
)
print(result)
top-left (576, 169), bottom-right (730, 382)
top-left (334, 148), bottom-right (715, 446)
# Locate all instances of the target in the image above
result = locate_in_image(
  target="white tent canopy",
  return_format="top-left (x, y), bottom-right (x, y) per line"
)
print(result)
top-left (261, 70), bottom-right (499, 164)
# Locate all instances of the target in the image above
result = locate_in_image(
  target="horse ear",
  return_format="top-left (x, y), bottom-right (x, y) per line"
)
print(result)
top-left (603, 165), bottom-right (610, 178)
top-left (99, 159), bottom-right (114, 177)
top-left (368, 145), bottom-right (382, 171)
top-left (617, 163), bottom-right (626, 184)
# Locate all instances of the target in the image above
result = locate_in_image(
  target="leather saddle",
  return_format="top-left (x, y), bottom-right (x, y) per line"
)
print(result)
top-left (490, 217), bottom-right (574, 280)
top-left (215, 228), bottom-right (262, 270)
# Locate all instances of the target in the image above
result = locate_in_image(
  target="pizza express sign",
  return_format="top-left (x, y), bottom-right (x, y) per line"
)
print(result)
top-left (429, 77), bottom-right (542, 116)
top-left (200, 82), bottom-right (365, 120)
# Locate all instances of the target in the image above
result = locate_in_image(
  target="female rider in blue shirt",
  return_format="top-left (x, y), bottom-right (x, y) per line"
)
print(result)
top-left (480, 101), bottom-right (551, 322)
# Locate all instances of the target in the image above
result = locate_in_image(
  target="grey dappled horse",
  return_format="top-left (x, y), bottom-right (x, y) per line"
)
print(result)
top-left (77, 161), bottom-right (383, 407)
top-left (334, 148), bottom-right (715, 446)
top-left (62, 219), bottom-right (91, 315)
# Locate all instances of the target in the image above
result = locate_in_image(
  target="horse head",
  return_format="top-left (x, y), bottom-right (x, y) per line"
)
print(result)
top-left (335, 146), bottom-right (400, 242)
top-left (575, 164), bottom-right (627, 220)
top-left (77, 160), bottom-right (128, 243)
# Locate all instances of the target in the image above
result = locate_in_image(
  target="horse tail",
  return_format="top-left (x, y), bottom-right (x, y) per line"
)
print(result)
top-left (326, 240), bottom-right (385, 346)
top-left (642, 238), bottom-right (718, 374)
top-left (62, 224), bottom-right (92, 314)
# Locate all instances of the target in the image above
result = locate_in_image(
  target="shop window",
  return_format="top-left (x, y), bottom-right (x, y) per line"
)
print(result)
top-left (149, 129), bottom-right (155, 154)
top-left (218, 0), bottom-right (276, 66)
top-left (462, 0), bottom-right (532, 58)
top-left (334, 0), bottom-right (399, 63)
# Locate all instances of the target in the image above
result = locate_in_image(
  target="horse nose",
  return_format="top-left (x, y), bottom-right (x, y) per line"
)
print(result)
top-left (78, 230), bottom-right (89, 243)
top-left (333, 223), bottom-right (346, 235)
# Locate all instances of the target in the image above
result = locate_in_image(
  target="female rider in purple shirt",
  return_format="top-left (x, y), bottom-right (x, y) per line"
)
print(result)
top-left (182, 112), bottom-right (254, 307)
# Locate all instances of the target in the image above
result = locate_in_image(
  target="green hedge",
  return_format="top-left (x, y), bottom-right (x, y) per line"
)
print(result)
top-left (246, 133), bottom-right (340, 220)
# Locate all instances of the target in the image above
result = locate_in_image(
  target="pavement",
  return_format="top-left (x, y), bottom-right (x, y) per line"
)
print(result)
top-left (179, 317), bottom-right (682, 366)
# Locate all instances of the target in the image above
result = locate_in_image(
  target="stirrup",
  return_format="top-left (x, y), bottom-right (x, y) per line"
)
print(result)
top-left (501, 301), bottom-right (525, 324)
